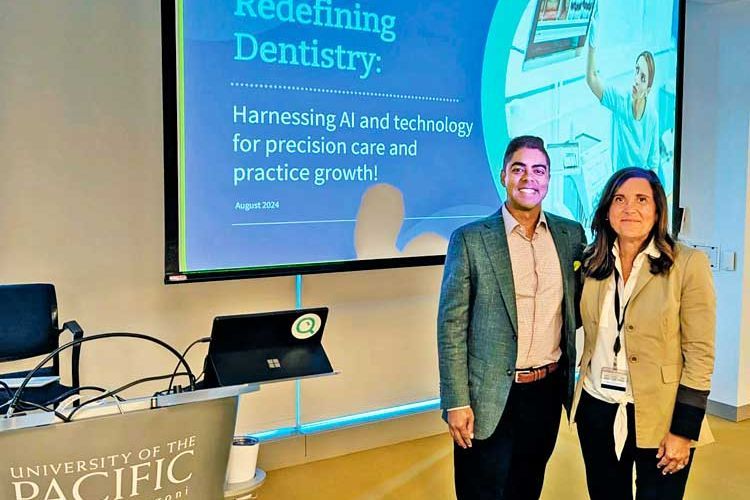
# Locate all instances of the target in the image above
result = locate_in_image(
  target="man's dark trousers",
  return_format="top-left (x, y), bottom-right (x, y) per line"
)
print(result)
top-left (453, 369), bottom-right (563, 500)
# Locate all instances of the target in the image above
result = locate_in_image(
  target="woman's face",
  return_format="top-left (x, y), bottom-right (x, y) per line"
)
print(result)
top-left (608, 177), bottom-right (657, 244)
top-left (632, 55), bottom-right (652, 100)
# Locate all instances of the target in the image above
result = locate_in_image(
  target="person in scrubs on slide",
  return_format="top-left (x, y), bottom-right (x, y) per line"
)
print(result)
top-left (585, 6), bottom-right (660, 173)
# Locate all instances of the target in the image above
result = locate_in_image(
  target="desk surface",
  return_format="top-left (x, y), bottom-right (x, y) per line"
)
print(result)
top-left (0, 384), bottom-right (260, 432)
top-left (224, 468), bottom-right (266, 498)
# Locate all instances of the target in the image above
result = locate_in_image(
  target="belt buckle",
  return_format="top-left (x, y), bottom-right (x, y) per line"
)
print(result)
top-left (514, 369), bottom-right (531, 383)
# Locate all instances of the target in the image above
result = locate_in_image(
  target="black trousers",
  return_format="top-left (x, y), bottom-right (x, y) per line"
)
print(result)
top-left (454, 369), bottom-right (562, 500)
top-left (576, 390), bottom-right (695, 500)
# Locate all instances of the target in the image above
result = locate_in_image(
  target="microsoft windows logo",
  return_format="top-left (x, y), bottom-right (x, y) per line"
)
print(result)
top-left (267, 358), bottom-right (281, 368)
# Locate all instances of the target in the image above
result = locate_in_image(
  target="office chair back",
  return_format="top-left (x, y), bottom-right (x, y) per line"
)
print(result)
top-left (0, 282), bottom-right (85, 386)
top-left (0, 284), bottom-right (60, 364)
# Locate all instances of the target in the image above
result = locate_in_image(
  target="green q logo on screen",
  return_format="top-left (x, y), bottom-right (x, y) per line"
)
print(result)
top-left (292, 313), bottom-right (321, 339)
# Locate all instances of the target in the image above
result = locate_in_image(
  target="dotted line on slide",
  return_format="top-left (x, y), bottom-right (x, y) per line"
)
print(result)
top-left (229, 82), bottom-right (460, 103)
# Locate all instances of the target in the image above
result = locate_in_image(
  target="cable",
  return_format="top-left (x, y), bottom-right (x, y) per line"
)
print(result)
top-left (5, 332), bottom-right (196, 418)
top-left (0, 398), bottom-right (70, 422)
top-left (0, 381), bottom-right (64, 418)
top-left (0, 398), bottom-right (51, 412)
top-left (67, 372), bottom-right (191, 421)
top-left (166, 337), bottom-right (211, 393)
top-left (155, 369), bottom-right (207, 397)
top-left (56, 387), bottom-right (124, 415)
top-left (44, 385), bottom-right (124, 408)
top-left (17, 400), bottom-right (70, 422)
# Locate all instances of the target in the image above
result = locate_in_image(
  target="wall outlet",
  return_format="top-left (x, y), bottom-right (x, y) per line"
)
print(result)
top-left (721, 250), bottom-right (736, 271)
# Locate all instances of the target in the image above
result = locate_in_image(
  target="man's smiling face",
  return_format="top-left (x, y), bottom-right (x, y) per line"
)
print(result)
top-left (501, 147), bottom-right (550, 212)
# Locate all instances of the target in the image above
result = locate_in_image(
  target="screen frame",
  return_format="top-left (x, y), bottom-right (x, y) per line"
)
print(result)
top-left (161, 0), bottom-right (686, 284)
top-left (672, 0), bottom-right (687, 236)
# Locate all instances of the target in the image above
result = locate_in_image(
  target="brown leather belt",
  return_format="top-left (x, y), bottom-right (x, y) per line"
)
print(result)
top-left (514, 362), bottom-right (559, 384)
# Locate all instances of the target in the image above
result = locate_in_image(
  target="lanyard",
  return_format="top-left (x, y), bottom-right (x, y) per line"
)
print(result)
top-left (612, 269), bottom-right (629, 370)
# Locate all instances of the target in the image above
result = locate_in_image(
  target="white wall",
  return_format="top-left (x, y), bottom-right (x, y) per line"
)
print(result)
top-left (0, 1), bottom-right (445, 448)
top-left (681, 0), bottom-right (750, 411)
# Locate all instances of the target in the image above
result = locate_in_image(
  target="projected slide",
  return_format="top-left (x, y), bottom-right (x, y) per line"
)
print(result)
top-left (167, 0), bottom-right (682, 278)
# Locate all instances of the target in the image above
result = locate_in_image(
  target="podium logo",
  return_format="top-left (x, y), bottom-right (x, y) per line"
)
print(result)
top-left (9, 436), bottom-right (197, 500)
top-left (291, 313), bottom-right (321, 339)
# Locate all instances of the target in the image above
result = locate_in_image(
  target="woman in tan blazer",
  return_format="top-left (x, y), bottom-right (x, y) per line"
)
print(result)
top-left (571, 167), bottom-right (715, 500)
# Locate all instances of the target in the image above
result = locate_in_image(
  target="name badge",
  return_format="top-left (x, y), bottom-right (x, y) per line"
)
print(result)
top-left (600, 367), bottom-right (628, 392)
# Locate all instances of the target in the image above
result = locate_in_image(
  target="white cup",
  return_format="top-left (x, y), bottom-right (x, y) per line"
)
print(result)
top-left (226, 436), bottom-right (260, 484)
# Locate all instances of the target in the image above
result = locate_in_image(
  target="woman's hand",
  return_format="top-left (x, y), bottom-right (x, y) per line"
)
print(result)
top-left (587, 2), bottom-right (599, 48)
top-left (656, 432), bottom-right (691, 475)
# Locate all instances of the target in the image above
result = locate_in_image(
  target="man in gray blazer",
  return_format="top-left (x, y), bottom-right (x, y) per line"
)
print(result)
top-left (438, 136), bottom-right (586, 499)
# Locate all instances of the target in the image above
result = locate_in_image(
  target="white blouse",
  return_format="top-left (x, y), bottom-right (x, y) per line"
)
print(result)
top-left (582, 239), bottom-right (661, 458)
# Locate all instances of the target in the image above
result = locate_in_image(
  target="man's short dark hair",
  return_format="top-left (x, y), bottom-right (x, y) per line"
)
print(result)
top-left (502, 135), bottom-right (550, 170)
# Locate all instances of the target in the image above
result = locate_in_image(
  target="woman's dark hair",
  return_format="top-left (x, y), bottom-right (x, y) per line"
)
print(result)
top-left (584, 167), bottom-right (675, 280)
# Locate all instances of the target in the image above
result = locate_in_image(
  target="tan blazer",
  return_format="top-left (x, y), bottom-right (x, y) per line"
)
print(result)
top-left (571, 243), bottom-right (716, 448)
